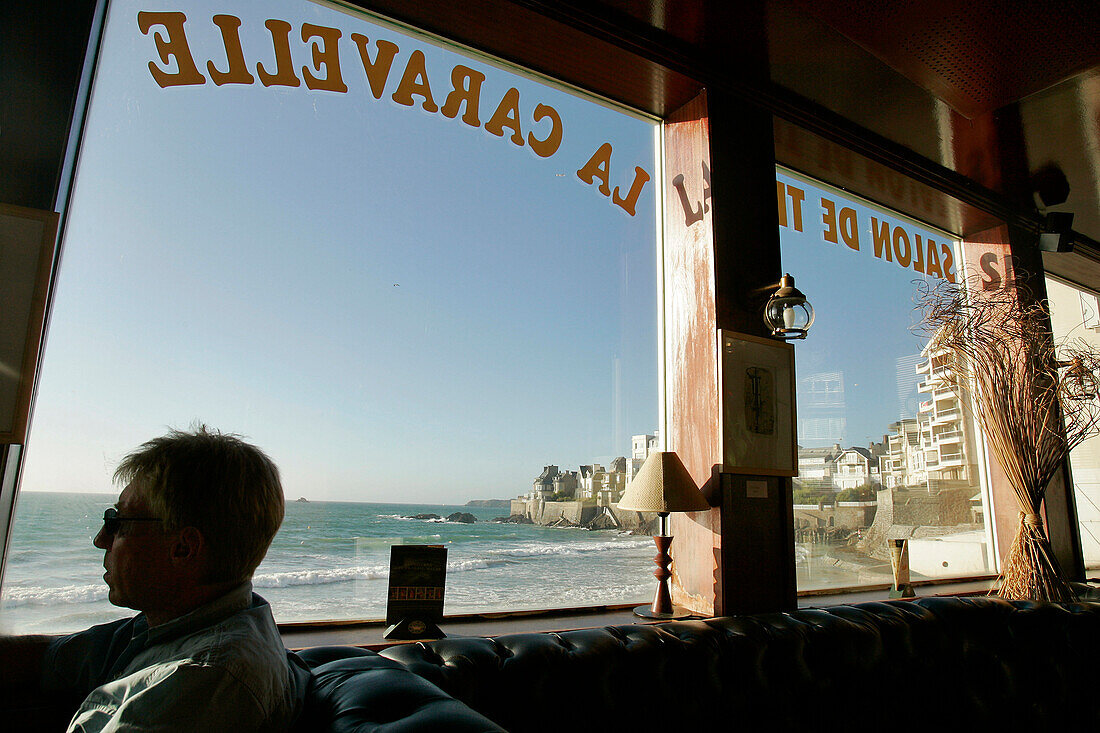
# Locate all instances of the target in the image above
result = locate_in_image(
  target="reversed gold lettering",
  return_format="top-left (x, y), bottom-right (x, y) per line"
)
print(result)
top-left (941, 243), bottom-right (955, 283)
top-left (776, 181), bottom-right (788, 227)
top-left (350, 35), bottom-right (399, 99)
top-left (612, 167), bottom-right (651, 216)
top-left (839, 207), bottom-right (859, 251)
top-left (138, 11), bottom-right (205, 88)
top-left (257, 20), bottom-right (301, 87)
top-left (527, 103), bottom-right (562, 158)
top-left (391, 50), bottom-right (439, 112)
top-left (925, 239), bottom-right (943, 279)
top-left (786, 184), bottom-right (805, 232)
top-left (871, 217), bottom-right (892, 261)
top-left (577, 143), bottom-right (613, 196)
top-left (821, 198), bottom-right (839, 243)
top-left (485, 88), bottom-right (524, 146)
top-left (208, 15), bottom-right (254, 85)
top-left (893, 227), bottom-right (912, 268)
top-left (440, 66), bottom-right (485, 127)
top-left (301, 24), bottom-right (347, 93)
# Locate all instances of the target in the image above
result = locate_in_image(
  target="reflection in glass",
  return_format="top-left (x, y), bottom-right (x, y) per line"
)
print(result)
top-left (778, 167), bottom-right (993, 590)
top-left (1046, 276), bottom-right (1100, 568)
top-left (0, 0), bottom-right (659, 634)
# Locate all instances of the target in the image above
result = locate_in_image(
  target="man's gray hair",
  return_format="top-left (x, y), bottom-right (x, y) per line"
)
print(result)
top-left (114, 426), bottom-right (284, 584)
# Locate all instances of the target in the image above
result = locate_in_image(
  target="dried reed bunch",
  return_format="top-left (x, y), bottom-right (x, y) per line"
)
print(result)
top-left (915, 276), bottom-right (1100, 602)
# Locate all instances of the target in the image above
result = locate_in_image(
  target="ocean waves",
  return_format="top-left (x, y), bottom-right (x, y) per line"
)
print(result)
top-left (2, 582), bottom-right (108, 607)
top-left (252, 565), bottom-right (389, 588)
top-left (1, 496), bottom-right (658, 632)
top-left (2, 536), bottom-right (654, 607)
top-left (484, 537), bottom-right (653, 560)
top-left (255, 537), bottom-right (653, 589)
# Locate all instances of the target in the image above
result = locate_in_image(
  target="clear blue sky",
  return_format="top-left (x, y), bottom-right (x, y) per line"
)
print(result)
top-left (777, 168), bottom-right (956, 448)
top-left (21, 0), bottom-right (658, 503)
top-left (21, 1), bottom-right (955, 503)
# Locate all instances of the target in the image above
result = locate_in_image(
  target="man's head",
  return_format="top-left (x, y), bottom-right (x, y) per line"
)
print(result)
top-left (94, 427), bottom-right (284, 620)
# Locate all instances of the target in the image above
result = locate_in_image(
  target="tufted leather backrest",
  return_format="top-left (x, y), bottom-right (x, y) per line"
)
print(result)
top-left (376, 597), bottom-right (1100, 732)
top-left (296, 646), bottom-right (505, 732)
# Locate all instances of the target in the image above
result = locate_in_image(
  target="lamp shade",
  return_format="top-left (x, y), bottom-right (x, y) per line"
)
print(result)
top-left (616, 451), bottom-right (710, 513)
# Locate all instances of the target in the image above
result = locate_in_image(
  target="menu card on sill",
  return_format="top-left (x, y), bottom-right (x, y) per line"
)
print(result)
top-left (386, 544), bottom-right (447, 627)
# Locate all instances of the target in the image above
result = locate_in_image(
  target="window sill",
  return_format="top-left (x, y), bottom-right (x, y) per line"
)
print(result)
top-left (279, 603), bottom-right (647, 651)
top-left (279, 577), bottom-right (998, 650)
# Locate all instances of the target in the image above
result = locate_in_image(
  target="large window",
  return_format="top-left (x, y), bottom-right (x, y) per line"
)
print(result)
top-left (1046, 276), bottom-right (1100, 568)
top-left (778, 167), bottom-right (996, 591)
top-left (0, 0), bottom-right (659, 633)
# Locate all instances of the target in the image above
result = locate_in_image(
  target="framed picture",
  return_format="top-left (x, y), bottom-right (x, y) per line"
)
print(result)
top-left (0, 204), bottom-right (59, 443)
top-left (718, 330), bottom-right (797, 476)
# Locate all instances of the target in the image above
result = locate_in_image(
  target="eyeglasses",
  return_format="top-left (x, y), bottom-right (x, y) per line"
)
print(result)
top-left (101, 507), bottom-right (163, 536)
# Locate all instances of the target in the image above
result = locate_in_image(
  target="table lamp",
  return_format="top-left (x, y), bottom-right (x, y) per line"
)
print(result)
top-left (616, 450), bottom-right (710, 619)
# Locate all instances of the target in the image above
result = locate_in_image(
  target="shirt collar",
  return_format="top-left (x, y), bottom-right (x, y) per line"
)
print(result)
top-left (144, 581), bottom-right (255, 646)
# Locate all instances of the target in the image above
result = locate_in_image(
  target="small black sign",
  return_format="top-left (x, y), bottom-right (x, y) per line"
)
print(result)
top-left (385, 545), bottom-right (447, 639)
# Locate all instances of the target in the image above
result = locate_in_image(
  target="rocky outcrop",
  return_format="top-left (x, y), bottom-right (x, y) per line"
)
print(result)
top-left (547, 516), bottom-right (579, 528)
top-left (446, 512), bottom-right (478, 524)
top-left (407, 513), bottom-right (441, 520)
top-left (585, 511), bottom-right (620, 531)
top-left (632, 516), bottom-right (661, 535)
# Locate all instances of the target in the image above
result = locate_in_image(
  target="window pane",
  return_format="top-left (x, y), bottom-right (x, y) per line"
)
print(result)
top-left (1045, 276), bottom-right (1100, 568)
top-left (778, 167), bottom-right (995, 592)
top-left (0, 0), bottom-right (658, 633)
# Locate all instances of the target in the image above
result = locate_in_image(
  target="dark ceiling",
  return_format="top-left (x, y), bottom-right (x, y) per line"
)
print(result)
top-left (521, 0), bottom-right (1100, 245)
top-left (800, 0), bottom-right (1100, 118)
top-left (591, 0), bottom-right (1100, 118)
top-left (6, 1), bottom-right (1100, 245)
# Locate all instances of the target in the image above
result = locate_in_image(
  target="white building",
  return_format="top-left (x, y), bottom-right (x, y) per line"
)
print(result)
top-left (530, 465), bottom-right (560, 501)
top-left (596, 459), bottom-right (628, 507)
top-left (797, 443), bottom-right (843, 488)
top-left (881, 419), bottom-right (924, 488)
top-left (578, 464), bottom-right (601, 500)
top-left (832, 446), bottom-right (881, 490)
top-left (914, 342), bottom-right (978, 487)
top-left (629, 432), bottom-right (659, 480)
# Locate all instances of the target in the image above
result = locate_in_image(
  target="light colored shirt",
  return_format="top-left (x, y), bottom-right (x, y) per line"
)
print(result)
top-left (42, 583), bottom-right (309, 732)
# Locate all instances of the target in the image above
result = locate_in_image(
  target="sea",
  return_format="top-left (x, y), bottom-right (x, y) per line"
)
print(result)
top-left (0, 492), bottom-right (657, 635)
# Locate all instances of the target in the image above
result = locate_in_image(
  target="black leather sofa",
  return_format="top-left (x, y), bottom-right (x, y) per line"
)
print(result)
top-left (296, 596), bottom-right (1100, 732)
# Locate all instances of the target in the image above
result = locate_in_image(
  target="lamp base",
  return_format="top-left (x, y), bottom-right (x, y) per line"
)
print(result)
top-left (632, 604), bottom-right (695, 620)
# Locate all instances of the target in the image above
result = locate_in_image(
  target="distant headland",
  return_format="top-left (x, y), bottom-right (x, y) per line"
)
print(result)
top-left (465, 499), bottom-right (511, 508)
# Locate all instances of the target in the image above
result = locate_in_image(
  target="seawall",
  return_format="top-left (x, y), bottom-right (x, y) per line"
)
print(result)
top-left (509, 499), bottom-right (654, 531)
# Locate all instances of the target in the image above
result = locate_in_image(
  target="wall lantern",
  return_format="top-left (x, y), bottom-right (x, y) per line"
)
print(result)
top-left (763, 273), bottom-right (815, 339)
